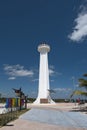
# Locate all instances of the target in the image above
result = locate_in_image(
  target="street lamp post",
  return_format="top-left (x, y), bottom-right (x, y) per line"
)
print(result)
top-left (24, 96), bottom-right (27, 109)
top-left (72, 76), bottom-right (76, 105)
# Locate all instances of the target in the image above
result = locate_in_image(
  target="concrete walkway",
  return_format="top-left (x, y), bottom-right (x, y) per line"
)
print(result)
top-left (0, 103), bottom-right (87, 130)
top-left (20, 108), bottom-right (87, 128)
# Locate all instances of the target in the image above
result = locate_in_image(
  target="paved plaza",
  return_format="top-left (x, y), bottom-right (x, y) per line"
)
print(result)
top-left (20, 108), bottom-right (87, 128)
top-left (0, 103), bottom-right (87, 130)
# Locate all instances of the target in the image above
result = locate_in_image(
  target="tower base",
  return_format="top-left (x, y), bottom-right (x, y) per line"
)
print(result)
top-left (33, 97), bottom-right (55, 104)
top-left (40, 98), bottom-right (48, 103)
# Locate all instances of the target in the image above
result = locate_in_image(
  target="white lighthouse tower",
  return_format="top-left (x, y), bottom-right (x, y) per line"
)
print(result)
top-left (34, 43), bottom-right (55, 104)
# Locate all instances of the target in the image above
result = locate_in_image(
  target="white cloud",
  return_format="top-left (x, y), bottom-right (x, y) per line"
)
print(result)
top-left (68, 4), bottom-right (87, 42)
top-left (54, 88), bottom-right (72, 92)
top-left (8, 77), bottom-right (16, 80)
top-left (49, 69), bottom-right (62, 76)
top-left (49, 65), bottom-right (55, 76)
top-left (50, 79), bottom-right (54, 82)
top-left (49, 68), bottom-right (55, 76)
top-left (4, 64), bottom-right (34, 80)
top-left (49, 65), bottom-right (62, 76)
top-left (32, 79), bottom-right (39, 82)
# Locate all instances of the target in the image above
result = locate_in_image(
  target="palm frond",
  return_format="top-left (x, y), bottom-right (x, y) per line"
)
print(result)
top-left (83, 74), bottom-right (87, 77)
top-left (79, 78), bottom-right (87, 87)
top-left (70, 90), bottom-right (87, 98)
top-left (72, 90), bottom-right (83, 96)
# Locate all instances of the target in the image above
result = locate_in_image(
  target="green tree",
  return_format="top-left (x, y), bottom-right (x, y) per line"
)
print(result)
top-left (70, 74), bottom-right (87, 98)
top-left (78, 74), bottom-right (87, 96)
top-left (79, 74), bottom-right (87, 88)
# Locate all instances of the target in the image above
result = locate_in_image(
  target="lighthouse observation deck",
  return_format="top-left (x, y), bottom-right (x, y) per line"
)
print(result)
top-left (38, 43), bottom-right (50, 53)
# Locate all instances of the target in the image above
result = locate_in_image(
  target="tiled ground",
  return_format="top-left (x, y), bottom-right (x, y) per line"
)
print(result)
top-left (20, 108), bottom-right (87, 129)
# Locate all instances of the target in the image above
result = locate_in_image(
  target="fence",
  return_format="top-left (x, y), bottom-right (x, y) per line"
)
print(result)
top-left (0, 111), bottom-right (18, 127)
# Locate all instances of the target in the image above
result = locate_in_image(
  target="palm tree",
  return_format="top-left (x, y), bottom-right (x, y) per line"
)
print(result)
top-left (79, 74), bottom-right (87, 88)
top-left (70, 74), bottom-right (87, 98)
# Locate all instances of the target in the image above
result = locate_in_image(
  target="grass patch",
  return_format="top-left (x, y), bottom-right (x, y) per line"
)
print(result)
top-left (0, 108), bottom-right (30, 127)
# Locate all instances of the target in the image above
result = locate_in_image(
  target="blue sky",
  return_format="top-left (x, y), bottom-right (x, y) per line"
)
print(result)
top-left (0, 0), bottom-right (87, 99)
